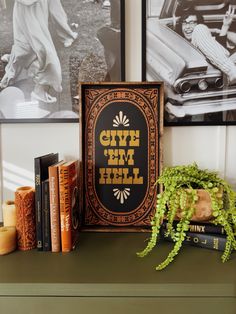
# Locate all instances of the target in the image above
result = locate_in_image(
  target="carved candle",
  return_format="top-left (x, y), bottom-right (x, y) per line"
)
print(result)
top-left (2, 200), bottom-right (16, 227)
top-left (15, 186), bottom-right (36, 251)
top-left (0, 227), bottom-right (17, 255)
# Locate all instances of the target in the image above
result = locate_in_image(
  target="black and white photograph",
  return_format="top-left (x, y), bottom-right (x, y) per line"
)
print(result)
top-left (0, 0), bottom-right (125, 123)
top-left (143, 0), bottom-right (236, 125)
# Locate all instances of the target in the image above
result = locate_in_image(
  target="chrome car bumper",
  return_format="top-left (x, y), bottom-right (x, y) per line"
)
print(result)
top-left (165, 86), bottom-right (236, 117)
top-left (166, 97), bottom-right (236, 118)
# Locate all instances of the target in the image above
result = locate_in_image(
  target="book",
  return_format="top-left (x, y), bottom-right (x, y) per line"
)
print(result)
top-left (59, 160), bottom-right (79, 252)
top-left (185, 232), bottom-right (228, 251)
top-left (162, 220), bottom-right (225, 235)
top-left (48, 160), bottom-right (66, 252)
top-left (161, 229), bottom-right (228, 252)
top-left (42, 179), bottom-right (51, 251)
top-left (34, 153), bottom-right (59, 250)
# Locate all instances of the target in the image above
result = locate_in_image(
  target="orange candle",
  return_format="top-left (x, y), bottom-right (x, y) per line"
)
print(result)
top-left (15, 186), bottom-right (36, 251)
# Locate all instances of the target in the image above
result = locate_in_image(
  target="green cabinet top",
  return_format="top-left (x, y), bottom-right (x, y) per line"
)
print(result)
top-left (0, 233), bottom-right (235, 297)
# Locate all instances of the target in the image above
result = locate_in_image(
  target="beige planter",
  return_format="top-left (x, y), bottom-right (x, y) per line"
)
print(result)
top-left (176, 189), bottom-right (222, 222)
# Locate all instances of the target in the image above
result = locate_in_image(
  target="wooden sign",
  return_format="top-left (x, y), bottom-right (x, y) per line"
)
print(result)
top-left (79, 83), bottom-right (163, 230)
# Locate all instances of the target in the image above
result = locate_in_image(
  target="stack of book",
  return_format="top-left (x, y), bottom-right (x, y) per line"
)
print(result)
top-left (161, 220), bottom-right (227, 251)
top-left (34, 153), bottom-right (80, 253)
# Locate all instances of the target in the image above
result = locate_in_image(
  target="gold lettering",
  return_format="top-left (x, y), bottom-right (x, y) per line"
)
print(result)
top-left (99, 168), bottom-right (106, 184)
top-left (104, 149), bottom-right (119, 165)
top-left (110, 130), bottom-right (117, 146)
top-left (117, 130), bottom-right (129, 146)
top-left (119, 149), bottom-right (135, 165)
top-left (99, 130), bottom-right (140, 147)
top-left (213, 238), bottom-right (219, 250)
top-left (112, 168), bottom-right (123, 184)
top-left (104, 149), bottom-right (135, 166)
top-left (100, 130), bottom-right (111, 146)
top-left (133, 168), bottom-right (143, 184)
top-left (105, 168), bottom-right (112, 184)
top-left (99, 168), bottom-right (143, 185)
top-left (129, 130), bottom-right (140, 146)
top-left (122, 168), bottom-right (133, 184)
top-left (189, 225), bottom-right (205, 233)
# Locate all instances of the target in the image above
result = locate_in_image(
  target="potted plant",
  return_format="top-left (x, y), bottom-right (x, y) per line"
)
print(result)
top-left (137, 163), bottom-right (236, 270)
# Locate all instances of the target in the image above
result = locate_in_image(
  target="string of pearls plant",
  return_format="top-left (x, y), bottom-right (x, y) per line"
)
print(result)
top-left (137, 163), bottom-right (236, 270)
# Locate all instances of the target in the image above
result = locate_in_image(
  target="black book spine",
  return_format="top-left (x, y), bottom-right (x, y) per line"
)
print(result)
top-left (162, 229), bottom-right (227, 251)
top-left (42, 179), bottom-right (51, 251)
top-left (35, 158), bottom-right (43, 251)
top-left (162, 221), bottom-right (225, 235)
top-left (185, 232), bottom-right (227, 251)
top-left (34, 153), bottom-right (59, 251)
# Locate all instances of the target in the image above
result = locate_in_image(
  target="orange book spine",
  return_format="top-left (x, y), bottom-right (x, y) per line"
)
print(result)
top-left (49, 165), bottom-right (61, 252)
top-left (59, 161), bottom-right (78, 252)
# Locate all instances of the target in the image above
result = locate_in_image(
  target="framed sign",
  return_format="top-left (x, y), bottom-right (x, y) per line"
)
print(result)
top-left (80, 82), bottom-right (163, 230)
top-left (0, 0), bottom-right (125, 123)
top-left (143, 0), bottom-right (236, 126)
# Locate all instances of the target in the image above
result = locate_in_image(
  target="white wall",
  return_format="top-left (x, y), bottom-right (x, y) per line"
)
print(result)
top-left (0, 124), bottom-right (79, 221)
top-left (0, 0), bottom-right (235, 221)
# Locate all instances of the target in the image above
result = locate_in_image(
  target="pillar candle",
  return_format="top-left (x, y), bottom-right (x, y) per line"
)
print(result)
top-left (0, 226), bottom-right (17, 255)
top-left (2, 200), bottom-right (16, 227)
top-left (15, 186), bottom-right (36, 251)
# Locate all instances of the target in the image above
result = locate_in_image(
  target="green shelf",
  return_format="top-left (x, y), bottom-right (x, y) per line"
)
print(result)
top-left (0, 232), bottom-right (235, 314)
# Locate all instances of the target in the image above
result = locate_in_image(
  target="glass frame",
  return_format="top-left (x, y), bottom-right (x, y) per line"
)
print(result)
top-left (0, 0), bottom-right (125, 123)
top-left (142, 0), bottom-right (236, 126)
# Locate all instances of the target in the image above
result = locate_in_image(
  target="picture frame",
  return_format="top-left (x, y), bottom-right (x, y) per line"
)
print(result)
top-left (79, 82), bottom-right (164, 231)
top-left (0, 0), bottom-right (125, 123)
top-left (142, 0), bottom-right (236, 126)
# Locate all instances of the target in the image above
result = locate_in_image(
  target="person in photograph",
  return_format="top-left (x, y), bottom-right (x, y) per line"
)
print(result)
top-left (179, 5), bottom-right (236, 85)
top-left (0, 0), bottom-right (77, 103)
top-left (48, 0), bottom-right (78, 48)
top-left (0, 0), bottom-right (61, 103)
top-left (97, 0), bottom-right (121, 81)
top-left (0, 0), bottom-right (6, 11)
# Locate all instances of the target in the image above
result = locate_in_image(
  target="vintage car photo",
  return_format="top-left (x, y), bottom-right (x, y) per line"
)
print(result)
top-left (144, 0), bottom-right (236, 125)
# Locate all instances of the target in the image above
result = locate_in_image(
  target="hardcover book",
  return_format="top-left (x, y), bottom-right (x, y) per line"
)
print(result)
top-left (162, 229), bottom-right (228, 252)
top-left (59, 160), bottom-right (79, 252)
top-left (42, 179), bottom-right (51, 251)
top-left (49, 160), bottom-right (65, 252)
top-left (34, 153), bottom-right (59, 250)
top-left (162, 221), bottom-right (225, 235)
top-left (80, 82), bottom-right (164, 230)
top-left (185, 232), bottom-right (227, 251)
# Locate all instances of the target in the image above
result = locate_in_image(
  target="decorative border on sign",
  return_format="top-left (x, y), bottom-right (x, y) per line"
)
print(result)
top-left (84, 87), bottom-right (159, 226)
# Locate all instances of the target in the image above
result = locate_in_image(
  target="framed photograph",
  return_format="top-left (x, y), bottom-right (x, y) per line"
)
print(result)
top-left (0, 0), bottom-right (125, 123)
top-left (79, 82), bottom-right (163, 231)
top-left (143, 0), bottom-right (236, 126)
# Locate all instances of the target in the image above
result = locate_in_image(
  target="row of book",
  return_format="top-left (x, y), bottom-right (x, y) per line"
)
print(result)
top-left (161, 220), bottom-right (227, 251)
top-left (34, 154), bottom-right (227, 253)
top-left (34, 153), bottom-right (80, 253)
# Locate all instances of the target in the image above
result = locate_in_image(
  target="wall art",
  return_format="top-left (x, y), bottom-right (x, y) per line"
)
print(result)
top-left (80, 82), bottom-right (163, 230)
top-left (143, 0), bottom-right (236, 126)
top-left (0, 0), bottom-right (125, 122)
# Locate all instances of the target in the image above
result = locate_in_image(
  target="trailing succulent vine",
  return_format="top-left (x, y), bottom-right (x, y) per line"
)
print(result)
top-left (137, 163), bottom-right (236, 270)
